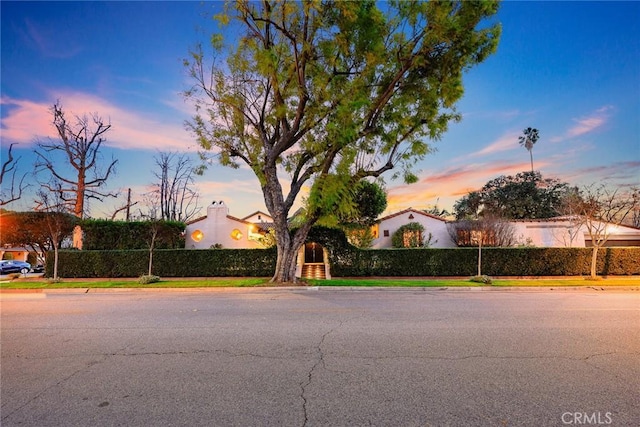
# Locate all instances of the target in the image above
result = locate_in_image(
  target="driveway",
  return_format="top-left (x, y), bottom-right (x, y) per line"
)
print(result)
top-left (1, 288), bottom-right (638, 426)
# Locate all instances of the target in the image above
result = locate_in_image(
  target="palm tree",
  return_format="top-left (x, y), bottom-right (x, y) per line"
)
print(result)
top-left (518, 127), bottom-right (539, 172)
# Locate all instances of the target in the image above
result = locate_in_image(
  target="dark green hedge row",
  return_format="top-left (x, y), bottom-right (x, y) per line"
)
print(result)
top-left (81, 219), bottom-right (185, 250)
top-left (330, 247), bottom-right (640, 277)
top-left (48, 248), bottom-right (277, 278)
top-left (47, 246), bottom-right (639, 278)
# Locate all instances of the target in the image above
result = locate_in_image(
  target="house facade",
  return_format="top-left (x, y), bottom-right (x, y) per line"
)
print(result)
top-left (185, 201), bottom-right (273, 249)
top-left (510, 217), bottom-right (640, 247)
top-left (371, 208), bottom-right (457, 249)
top-left (186, 202), bottom-right (640, 250)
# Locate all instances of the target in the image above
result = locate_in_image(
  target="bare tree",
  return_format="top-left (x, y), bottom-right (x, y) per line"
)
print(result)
top-left (149, 152), bottom-right (201, 222)
top-left (34, 185), bottom-right (78, 280)
top-left (565, 185), bottom-right (639, 279)
top-left (34, 102), bottom-right (118, 221)
top-left (110, 188), bottom-right (139, 221)
top-left (1, 143), bottom-right (30, 206)
top-left (447, 217), bottom-right (517, 248)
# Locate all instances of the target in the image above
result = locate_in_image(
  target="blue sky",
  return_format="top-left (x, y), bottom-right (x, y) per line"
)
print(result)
top-left (2, 1), bottom-right (639, 220)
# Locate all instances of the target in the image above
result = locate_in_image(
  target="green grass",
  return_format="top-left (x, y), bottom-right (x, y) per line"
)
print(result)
top-left (0, 278), bottom-right (271, 289)
top-left (1, 276), bottom-right (638, 290)
top-left (307, 278), bottom-right (640, 287)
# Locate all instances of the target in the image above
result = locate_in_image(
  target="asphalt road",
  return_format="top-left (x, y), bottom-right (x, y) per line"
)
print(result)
top-left (1, 288), bottom-right (638, 426)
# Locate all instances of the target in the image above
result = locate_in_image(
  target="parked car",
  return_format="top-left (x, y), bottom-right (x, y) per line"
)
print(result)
top-left (0, 260), bottom-right (31, 275)
top-left (31, 264), bottom-right (45, 273)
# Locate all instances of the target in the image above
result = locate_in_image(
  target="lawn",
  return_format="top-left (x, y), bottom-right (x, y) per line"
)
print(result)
top-left (1, 276), bottom-right (638, 289)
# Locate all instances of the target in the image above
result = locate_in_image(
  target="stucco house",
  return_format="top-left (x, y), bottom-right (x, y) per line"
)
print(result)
top-left (187, 202), bottom-right (640, 250)
top-left (510, 216), bottom-right (640, 247)
top-left (371, 208), bottom-right (457, 248)
top-left (185, 201), bottom-right (274, 249)
top-left (184, 201), bottom-right (331, 278)
top-left (185, 202), bottom-right (639, 280)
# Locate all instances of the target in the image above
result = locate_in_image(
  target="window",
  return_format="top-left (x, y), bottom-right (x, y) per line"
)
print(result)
top-left (383, 230), bottom-right (389, 237)
top-left (191, 230), bottom-right (204, 242)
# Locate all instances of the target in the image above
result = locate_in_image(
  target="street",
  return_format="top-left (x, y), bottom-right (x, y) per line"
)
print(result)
top-left (1, 288), bottom-right (638, 426)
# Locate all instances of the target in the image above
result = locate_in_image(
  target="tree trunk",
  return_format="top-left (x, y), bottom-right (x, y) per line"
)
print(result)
top-left (530, 151), bottom-right (534, 173)
top-left (53, 246), bottom-right (59, 280)
top-left (72, 225), bottom-right (83, 250)
top-left (590, 245), bottom-right (599, 279)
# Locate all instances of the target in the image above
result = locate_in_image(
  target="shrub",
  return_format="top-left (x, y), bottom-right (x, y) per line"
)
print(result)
top-left (392, 222), bottom-right (425, 248)
top-left (138, 275), bottom-right (160, 284)
top-left (470, 275), bottom-right (493, 284)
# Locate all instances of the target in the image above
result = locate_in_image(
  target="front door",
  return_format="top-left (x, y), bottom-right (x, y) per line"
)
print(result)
top-left (304, 242), bottom-right (324, 263)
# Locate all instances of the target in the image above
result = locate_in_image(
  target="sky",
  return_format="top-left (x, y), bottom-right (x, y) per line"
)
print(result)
top-left (2, 1), bottom-right (639, 220)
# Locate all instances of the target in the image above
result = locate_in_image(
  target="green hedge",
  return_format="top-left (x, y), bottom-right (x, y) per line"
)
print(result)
top-left (331, 247), bottom-right (640, 277)
top-left (45, 246), bottom-right (639, 278)
top-left (48, 248), bottom-right (277, 278)
top-left (81, 219), bottom-right (185, 250)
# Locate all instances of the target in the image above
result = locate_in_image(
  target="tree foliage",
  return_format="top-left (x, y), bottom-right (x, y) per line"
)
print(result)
top-left (0, 211), bottom-right (77, 255)
top-left (454, 171), bottom-right (573, 220)
top-left (391, 222), bottom-right (438, 248)
top-left (185, 0), bottom-right (501, 282)
top-left (518, 127), bottom-right (539, 172)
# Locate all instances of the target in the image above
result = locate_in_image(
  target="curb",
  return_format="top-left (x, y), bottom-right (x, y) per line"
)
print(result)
top-left (2, 286), bottom-right (638, 295)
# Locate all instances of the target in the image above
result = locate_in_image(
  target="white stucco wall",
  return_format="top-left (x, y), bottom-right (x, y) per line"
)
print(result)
top-left (242, 211), bottom-right (273, 224)
top-left (184, 201), bottom-right (264, 249)
top-left (505, 219), bottom-right (640, 247)
top-left (372, 209), bottom-right (456, 249)
top-left (511, 220), bottom-right (586, 247)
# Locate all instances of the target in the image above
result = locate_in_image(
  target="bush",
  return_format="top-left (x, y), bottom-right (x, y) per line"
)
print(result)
top-left (50, 248), bottom-right (277, 278)
top-left (138, 275), bottom-right (160, 284)
top-left (470, 275), bottom-right (493, 284)
top-left (81, 219), bottom-right (185, 250)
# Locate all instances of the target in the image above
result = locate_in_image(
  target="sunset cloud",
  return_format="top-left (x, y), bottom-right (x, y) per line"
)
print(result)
top-left (550, 105), bottom-right (613, 143)
top-left (385, 160), bottom-right (534, 213)
top-left (465, 131), bottom-right (521, 158)
top-left (1, 93), bottom-right (194, 152)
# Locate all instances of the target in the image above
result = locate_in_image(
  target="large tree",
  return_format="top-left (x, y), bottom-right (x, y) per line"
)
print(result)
top-left (518, 127), bottom-right (539, 172)
top-left (338, 180), bottom-right (387, 248)
top-left (35, 103), bottom-right (118, 221)
top-left (454, 171), bottom-right (572, 220)
top-left (185, 0), bottom-right (501, 283)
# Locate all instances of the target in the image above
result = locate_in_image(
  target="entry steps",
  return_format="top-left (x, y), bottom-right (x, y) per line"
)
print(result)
top-left (302, 263), bottom-right (326, 280)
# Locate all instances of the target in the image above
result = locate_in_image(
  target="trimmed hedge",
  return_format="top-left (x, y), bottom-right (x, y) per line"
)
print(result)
top-left (331, 247), bottom-right (640, 277)
top-left (43, 226), bottom-right (640, 278)
top-left (48, 248), bottom-right (277, 278)
top-left (45, 246), bottom-right (639, 278)
top-left (81, 219), bottom-right (185, 250)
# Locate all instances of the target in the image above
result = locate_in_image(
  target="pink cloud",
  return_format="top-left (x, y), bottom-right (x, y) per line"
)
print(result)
top-left (1, 93), bottom-right (194, 151)
top-left (385, 160), bottom-right (535, 213)
top-left (465, 131), bottom-right (521, 159)
top-left (550, 105), bottom-right (613, 142)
